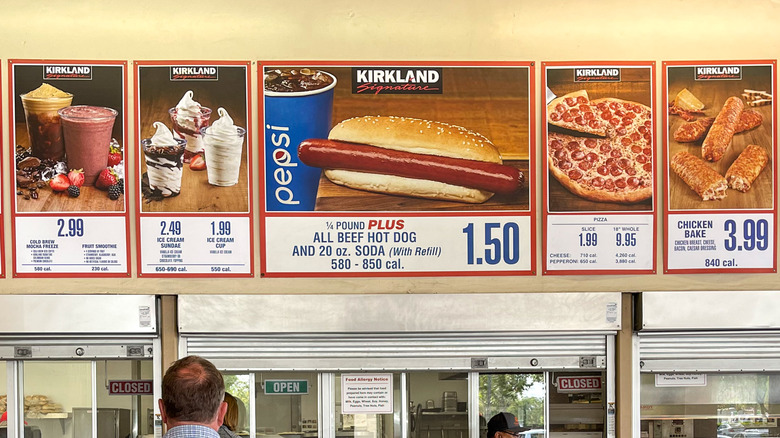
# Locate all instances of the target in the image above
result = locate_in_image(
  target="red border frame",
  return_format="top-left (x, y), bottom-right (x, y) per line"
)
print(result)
top-left (662, 60), bottom-right (778, 274)
top-left (541, 61), bottom-right (658, 276)
top-left (134, 60), bottom-right (254, 278)
top-left (0, 66), bottom-right (4, 279)
top-left (259, 61), bottom-right (537, 278)
top-left (8, 59), bottom-right (131, 278)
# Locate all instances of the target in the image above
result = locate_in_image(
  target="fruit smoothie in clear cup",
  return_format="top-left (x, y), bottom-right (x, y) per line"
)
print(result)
top-left (58, 105), bottom-right (118, 186)
top-left (142, 122), bottom-right (187, 197)
top-left (201, 107), bottom-right (246, 187)
top-left (20, 83), bottom-right (73, 161)
top-left (168, 90), bottom-right (212, 163)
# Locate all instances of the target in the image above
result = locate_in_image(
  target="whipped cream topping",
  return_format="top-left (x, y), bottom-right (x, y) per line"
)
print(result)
top-left (150, 122), bottom-right (180, 147)
top-left (175, 90), bottom-right (202, 120)
top-left (202, 107), bottom-right (245, 186)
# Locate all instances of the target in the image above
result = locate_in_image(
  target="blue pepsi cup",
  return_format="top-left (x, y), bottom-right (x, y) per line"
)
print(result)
top-left (264, 69), bottom-right (337, 211)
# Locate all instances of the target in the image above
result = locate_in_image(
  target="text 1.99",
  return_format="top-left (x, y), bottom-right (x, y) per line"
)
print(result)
top-left (462, 222), bottom-right (520, 265)
top-left (210, 221), bottom-right (231, 236)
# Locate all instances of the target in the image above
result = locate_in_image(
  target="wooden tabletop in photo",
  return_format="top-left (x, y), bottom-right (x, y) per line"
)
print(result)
top-left (667, 78), bottom-right (774, 211)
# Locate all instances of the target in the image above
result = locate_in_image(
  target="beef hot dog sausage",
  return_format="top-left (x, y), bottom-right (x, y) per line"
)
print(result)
top-left (298, 139), bottom-right (524, 194)
top-left (702, 96), bottom-right (744, 162)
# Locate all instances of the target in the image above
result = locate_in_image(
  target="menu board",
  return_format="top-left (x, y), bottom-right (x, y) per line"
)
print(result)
top-left (261, 62), bottom-right (535, 276)
top-left (664, 61), bottom-right (777, 273)
top-left (135, 61), bottom-right (253, 277)
top-left (542, 62), bottom-right (657, 275)
top-left (9, 60), bottom-right (130, 276)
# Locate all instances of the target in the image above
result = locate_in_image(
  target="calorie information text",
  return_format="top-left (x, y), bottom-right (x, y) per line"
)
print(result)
top-left (264, 216), bottom-right (532, 273)
top-left (546, 214), bottom-right (653, 271)
top-left (139, 217), bottom-right (250, 275)
top-left (15, 216), bottom-right (127, 274)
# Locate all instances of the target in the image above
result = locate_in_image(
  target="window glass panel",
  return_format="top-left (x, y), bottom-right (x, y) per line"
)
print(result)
top-left (479, 373), bottom-right (544, 438)
top-left (548, 372), bottom-right (604, 437)
top-left (24, 361), bottom-right (91, 438)
top-left (255, 372), bottom-right (318, 437)
top-left (409, 372), bottom-right (468, 438)
top-left (224, 373), bottom-right (250, 436)
top-left (336, 372), bottom-right (400, 438)
top-left (91, 360), bottom-right (154, 438)
top-left (641, 372), bottom-right (780, 438)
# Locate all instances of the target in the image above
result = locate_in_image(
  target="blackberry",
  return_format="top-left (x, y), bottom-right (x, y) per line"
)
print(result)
top-left (117, 179), bottom-right (125, 194)
top-left (67, 185), bottom-right (80, 198)
top-left (108, 184), bottom-right (121, 200)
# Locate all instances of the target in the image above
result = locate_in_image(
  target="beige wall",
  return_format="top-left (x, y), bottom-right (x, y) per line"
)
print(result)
top-left (1, 0), bottom-right (779, 293)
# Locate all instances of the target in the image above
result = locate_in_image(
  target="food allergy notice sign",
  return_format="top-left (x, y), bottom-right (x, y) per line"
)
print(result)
top-left (341, 374), bottom-right (393, 414)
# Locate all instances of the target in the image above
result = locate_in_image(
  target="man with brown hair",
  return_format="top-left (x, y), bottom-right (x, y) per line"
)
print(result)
top-left (159, 355), bottom-right (227, 438)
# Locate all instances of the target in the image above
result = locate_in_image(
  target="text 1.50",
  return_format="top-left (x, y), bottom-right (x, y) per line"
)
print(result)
top-left (463, 222), bottom-right (520, 265)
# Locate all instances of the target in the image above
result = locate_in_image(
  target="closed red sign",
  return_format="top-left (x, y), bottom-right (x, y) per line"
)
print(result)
top-left (556, 376), bottom-right (602, 393)
top-left (108, 380), bottom-right (153, 395)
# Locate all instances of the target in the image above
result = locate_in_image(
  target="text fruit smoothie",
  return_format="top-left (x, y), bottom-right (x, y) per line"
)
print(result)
top-left (142, 122), bottom-right (186, 197)
top-left (59, 105), bottom-right (118, 185)
top-left (20, 83), bottom-right (73, 161)
top-left (201, 107), bottom-right (246, 186)
top-left (169, 90), bottom-right (211, 162)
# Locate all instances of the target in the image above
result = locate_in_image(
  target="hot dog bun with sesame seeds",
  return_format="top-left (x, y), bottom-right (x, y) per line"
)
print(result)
top-left (297, 116), bottom-right (523, 203)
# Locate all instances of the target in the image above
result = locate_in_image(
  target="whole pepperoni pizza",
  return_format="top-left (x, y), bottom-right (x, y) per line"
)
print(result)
top-left (547, 90), bottom-right (653, 203)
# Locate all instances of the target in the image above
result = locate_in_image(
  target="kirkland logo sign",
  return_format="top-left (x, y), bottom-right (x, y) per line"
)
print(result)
top-left (44, 65), bottom-right (92, 80)
top-left (170, 66), bottom-right (219, 81)
top-left (695, 66), bottom-right (742, 80)
top-left (352, 67), bottom-right (442, 94)
top-left (574, 68), bottom-right (621, 82)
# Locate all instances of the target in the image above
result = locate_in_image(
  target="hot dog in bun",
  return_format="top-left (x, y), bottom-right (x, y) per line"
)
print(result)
top-left (298, 116), bottom-right (524, 203)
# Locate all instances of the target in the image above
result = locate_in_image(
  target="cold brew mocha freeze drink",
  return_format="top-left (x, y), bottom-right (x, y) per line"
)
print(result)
top-left (20, 83), bottom-right (73, 161)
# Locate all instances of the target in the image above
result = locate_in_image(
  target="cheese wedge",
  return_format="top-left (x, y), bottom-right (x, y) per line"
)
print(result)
top-left (674, 88), bottom-right (705, 111)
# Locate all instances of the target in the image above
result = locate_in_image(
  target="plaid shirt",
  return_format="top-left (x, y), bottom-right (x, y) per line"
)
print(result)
top-left (164, 424), bottom-right (220, 438)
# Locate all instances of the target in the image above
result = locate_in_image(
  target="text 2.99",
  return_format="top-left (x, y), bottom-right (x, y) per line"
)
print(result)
top-left (57, 218), bottom-right (84, 237)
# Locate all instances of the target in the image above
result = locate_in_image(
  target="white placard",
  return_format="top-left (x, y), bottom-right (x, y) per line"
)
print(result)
top-left (140, 216), bottom-right (250, 274)
top-left (264, 216), bottom-right (531, 274)
top-left (15, 216), bottom-right (127, 274)
top-left (341, 374), bottom-right (393, 414)
top-left (546, 214), bottom-right (653, 271)
top-left (667, 213), bottom-right (774, 270)
top-left (655, 373), bottom-right (707, 387)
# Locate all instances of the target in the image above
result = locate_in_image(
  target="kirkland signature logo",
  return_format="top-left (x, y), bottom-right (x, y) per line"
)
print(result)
top-left (170, 66), bottom-right (219, 81)
top-left (44, 65), bottom-right (92, 80)
top-left (574, 68), bottom-right (621, 82)
top-left (352, 68), bottom-right (443, 94)
top-left (695, 66), bottom-right (742, 80)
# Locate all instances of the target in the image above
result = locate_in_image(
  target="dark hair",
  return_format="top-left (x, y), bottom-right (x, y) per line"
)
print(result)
top-left (162, 355), bottom-right (225, 423)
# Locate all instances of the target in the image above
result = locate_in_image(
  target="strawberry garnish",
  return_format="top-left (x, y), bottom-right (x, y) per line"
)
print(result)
top-left (107, 145), bottom-right (122, 166)
top-left (190, 155), bottom-right (206, 171)
top-left (96, 168), bottom-right (119, 190)
top-left (49, 174), bottom-right (70, 192)
top-left (67, 168), bottom-right (85, 188)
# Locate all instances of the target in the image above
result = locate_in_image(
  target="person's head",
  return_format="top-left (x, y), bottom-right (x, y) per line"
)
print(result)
top-left (487, 412), bottom-right (526, 438)
top-left (223, 392), bottom-right (239, 431)
top-left (158, 355), bottom-right (227, 430)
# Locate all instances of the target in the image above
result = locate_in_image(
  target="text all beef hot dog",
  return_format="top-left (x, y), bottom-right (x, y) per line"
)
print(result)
top-left (298, 116), bottom-right (524, 203)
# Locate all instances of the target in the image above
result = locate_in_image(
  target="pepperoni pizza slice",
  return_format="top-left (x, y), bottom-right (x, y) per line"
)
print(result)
top-left (547, 94), bottom-right (653, 204)
top-left (547, 90), bottom-right (608, 136)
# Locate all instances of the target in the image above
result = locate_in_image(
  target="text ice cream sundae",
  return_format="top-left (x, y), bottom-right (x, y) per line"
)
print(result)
top-left (168, 90), bottom-right (211, 162)
top-left (201, 107), bottom-right (246, 187)
top-left (142, 122), bottom-right (187, 197)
